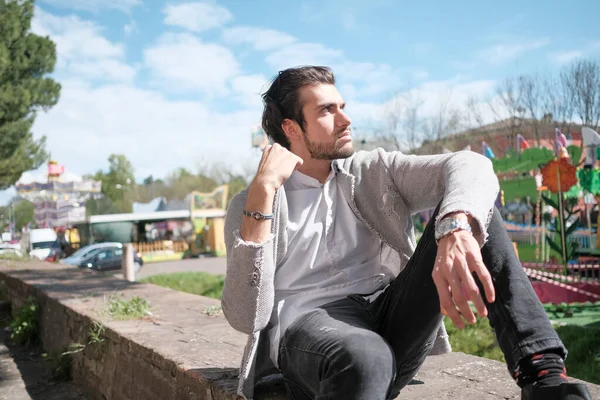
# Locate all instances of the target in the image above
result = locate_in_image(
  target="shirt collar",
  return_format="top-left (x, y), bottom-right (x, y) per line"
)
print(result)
top-left (286, 163), bottom-right (336, 189)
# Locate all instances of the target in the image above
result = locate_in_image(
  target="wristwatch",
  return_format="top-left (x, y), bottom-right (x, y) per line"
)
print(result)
top-left (435, 217), bottom-right (472, 244)
top-left (243, 210), bottom-right (274, 220)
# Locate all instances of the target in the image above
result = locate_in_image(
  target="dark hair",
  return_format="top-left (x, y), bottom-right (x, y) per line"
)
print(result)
top-left (261, 66), bottom-right (335, 149)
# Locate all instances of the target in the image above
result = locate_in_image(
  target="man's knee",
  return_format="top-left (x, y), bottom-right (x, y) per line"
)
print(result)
top-left (327, 331), bottom-right (395, 382)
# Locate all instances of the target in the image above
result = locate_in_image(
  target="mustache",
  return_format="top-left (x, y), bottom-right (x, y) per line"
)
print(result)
top-left (336, 127), bottom-right (351, 138)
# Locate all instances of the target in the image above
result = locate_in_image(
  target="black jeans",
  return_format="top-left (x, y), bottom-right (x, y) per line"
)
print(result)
top-left (277, 208), bottom-right (566, 400)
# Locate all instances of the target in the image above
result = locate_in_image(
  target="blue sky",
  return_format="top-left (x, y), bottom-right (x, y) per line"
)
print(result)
top-left (1, 0), bottom-right (599, 205)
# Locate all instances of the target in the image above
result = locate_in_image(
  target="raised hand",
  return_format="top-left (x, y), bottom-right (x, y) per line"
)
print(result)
top-left (253, 143), bottom-right (304, 191)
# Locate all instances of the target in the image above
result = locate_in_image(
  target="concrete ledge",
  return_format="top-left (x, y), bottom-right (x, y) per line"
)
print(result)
top-left (1, 260), bottom-right (598, 400)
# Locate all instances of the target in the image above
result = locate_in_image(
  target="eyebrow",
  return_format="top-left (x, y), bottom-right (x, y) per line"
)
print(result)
top-left (315, 102), bottom-right (346, 110)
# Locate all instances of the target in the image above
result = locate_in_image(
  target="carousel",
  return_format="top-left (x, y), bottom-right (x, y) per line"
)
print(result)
top-left (15, 160), bottom-right (102, 229)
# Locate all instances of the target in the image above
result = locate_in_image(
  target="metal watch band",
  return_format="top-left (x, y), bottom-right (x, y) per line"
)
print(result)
top-left (435, 217), bottom-right (472, 243)
top-left (243, 210), bottom-right (274, 221)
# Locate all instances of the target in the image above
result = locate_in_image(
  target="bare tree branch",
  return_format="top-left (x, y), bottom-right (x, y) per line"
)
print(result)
top-left (562, 58), bottom-right (600, 129)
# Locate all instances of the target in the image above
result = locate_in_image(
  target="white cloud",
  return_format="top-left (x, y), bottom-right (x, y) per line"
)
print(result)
top-left (222, 26), bottom-right (296, 51)
top-left (231, 74), bottom-right (269, 108)
top-left (70, 59), bottom-right (137, 82)
top-left (33, 8), bottom-right (123, 60)
top-left (549, 50), bottom-right (583, 65)
top-left (348, 76), bottom-right (498, 132)
top-left (163, 2), bottom-right (232, 32)
top-left (480, 38), bottom-right (550, 64)
top-left (266, 42), bottom-right (343, 71)
top-left (20, 7), bottom-right (261, 188)
top-left (32, 7), bottom-right (135, 82)
top-left (143, 33), bottom-right (239, 95)
top-left (39, 0), bottom-right (140, 13)
top-left (334, 61), bottom-right (400, 98)
top-left (124, 21), bottom-right (137, 35)
top-left (33, 79), bottom-right (260, 181)
top-left (548, 41), bottom-right (600, 65)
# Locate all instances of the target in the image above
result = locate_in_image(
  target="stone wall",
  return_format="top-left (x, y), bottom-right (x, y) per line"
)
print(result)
top-left (1, 260), bottom-right (598, 400)
top-left (0, 261), bottom-right (259, 400)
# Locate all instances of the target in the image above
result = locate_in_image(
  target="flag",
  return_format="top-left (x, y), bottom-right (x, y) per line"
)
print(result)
top-left (555, 128), bottom-right (568, 155)
top-left (516, 134), bottom-right (530, 155)
top-left (482, 141), bottom-right (495, 159)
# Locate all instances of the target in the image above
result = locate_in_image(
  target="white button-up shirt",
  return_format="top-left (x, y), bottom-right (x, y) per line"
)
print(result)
top-left (268, 167), bottom-right (389, 366)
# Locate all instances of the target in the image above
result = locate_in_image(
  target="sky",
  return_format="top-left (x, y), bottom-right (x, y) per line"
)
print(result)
top-left (1, 0), bottom-right (599, 205)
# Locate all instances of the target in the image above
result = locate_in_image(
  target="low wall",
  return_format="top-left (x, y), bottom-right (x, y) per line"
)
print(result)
top-left (0, 260), bottom-right (257, 400)
top-left (1, 260), bottom-right (598, 400)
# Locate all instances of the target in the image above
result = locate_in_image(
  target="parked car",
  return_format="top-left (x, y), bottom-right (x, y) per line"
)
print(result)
top-left (0, 246), bottom-right (23, 258)
top-left (60, 243), bottom-right (143, 272)
top-left (60, 242), bottom-right (122, 266)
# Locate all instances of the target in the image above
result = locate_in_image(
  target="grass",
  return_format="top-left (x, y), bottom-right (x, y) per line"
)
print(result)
top-left (516, 242), bottom-right (561, 263)
top-left (0, 253), bottom-right (29, 261)
top-left (445, 316), bottom-right (600, 384)
top-left (105, 295), bottom-right (151, 320)
top-left (141, 272), bottom-right (225, 299)
top-left (544, 302), bottom-right (600, 328)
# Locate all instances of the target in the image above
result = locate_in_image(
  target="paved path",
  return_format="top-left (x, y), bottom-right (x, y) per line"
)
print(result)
top-left (0, 304), bottom-right (86, 400)
top-left (114, 257), bottom-right (227, 280)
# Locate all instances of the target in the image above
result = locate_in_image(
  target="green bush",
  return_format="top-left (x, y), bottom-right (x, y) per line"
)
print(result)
top-left (10, 297), bottom-right (39, 345)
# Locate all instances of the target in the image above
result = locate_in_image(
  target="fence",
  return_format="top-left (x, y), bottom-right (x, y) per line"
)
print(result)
top-left (133, 240), bottom-right (188, 255)
top-left (508, 230), bottom-right (597, 249)
top-left (522, 261), bottom-right (600, 283)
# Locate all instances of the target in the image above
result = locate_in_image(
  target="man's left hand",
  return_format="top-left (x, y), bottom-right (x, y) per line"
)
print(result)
top-left (432, 216), bottom-right (496, 329)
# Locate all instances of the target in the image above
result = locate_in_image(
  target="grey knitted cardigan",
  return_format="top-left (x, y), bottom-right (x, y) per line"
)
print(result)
top-left (223, 148), bottom-right (500, 399)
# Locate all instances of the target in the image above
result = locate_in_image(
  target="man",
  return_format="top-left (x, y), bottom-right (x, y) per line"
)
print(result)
top-left (222, 66), bottom-right (591, 400)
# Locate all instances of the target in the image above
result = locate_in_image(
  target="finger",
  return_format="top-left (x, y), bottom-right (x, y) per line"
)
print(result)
top-left (471, 258), bottom-right (495, 303)
top-left (256, 145), bottom-right (272, 173)
top-left (433, 274), bottom-right (463, 328)
top-left (461, 267), bottom-right (487, 318)
top-left (450, 268), bottom-right (476, 324)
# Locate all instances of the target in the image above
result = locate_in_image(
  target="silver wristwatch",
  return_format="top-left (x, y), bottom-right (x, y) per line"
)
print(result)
top-left (435, 217), bottom-right (472, 243)
top-left (243, 210), bottom-right (274, 220)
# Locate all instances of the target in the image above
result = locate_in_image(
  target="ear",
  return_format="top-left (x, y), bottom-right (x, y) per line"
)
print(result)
top-left (281, 119), bottom-right (301, 142)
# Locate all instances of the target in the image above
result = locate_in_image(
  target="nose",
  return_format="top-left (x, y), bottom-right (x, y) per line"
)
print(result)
top-left (336, 108), bottom-right (352, 127)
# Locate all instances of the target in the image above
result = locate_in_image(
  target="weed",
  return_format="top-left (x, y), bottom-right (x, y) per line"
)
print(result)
top-left (202, 305), bottom-right (222, 316)
top-left (43, 343), bottom-right (84, 382)
top-left (88, 320), bottom-right (106, 345)
top-left (10, 297), bottom-right (39, 345)
top-left (105, 294), bottom-right (151, 320)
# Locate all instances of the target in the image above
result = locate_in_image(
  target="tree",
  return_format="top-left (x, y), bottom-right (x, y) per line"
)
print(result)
top-left (378, 92), bottom-right (424, 153)
top-left (519, 74), bottom-right (545, 145)
top-left (0, 0), bottom-right (61, 189)
top-left (0, 199), bottom-right (34, 232)
top-left (541, 71), bottom-right (575, 133)
top-left (561, 58), bottom-right (600, 129)
top-left (492, 76), bottom-right (527, 137)
top-left (421, 97), bottom-right (463, 149)
top-left (88, 154), bottom-right (136, 214)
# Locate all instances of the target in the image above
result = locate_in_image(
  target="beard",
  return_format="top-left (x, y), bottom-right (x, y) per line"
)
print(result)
top-left (302, 128), bottom-right (355, 160)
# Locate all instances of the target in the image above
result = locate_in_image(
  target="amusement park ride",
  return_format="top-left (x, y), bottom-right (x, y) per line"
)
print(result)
top-left (487, 127), bottom-right (600, 304)
top-left (15, 160), bottom-right (102, 229)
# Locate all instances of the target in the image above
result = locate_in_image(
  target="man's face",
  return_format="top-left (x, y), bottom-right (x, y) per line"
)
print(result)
top-left (297, 84), bottom-right (354, 160)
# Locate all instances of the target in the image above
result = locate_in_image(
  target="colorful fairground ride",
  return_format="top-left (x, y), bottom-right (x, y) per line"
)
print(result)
top-left (486, 128), bottom-right (600, 305)
top-left (15, 160), bottom-right (102, 251)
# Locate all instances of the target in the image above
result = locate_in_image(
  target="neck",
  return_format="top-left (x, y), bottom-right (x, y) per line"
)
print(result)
top-left (297, 158), bottom-right (332, 184)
